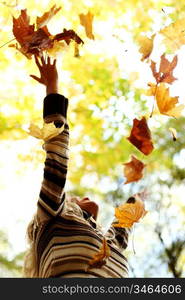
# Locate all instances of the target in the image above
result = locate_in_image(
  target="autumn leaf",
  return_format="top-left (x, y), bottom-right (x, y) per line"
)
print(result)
top-left (36, 5), bottom-right (61, 29)
top-left (13, 9), bottom-right (35, 45)
top-left (150, 54), bottom-right (177, 85)
top-left (54, 29), bottom-right (84, 45)
top-left (123, 155), bottom-right (146, 184)
top-left (155, 83), bottom-right (184, 118)
top-left (12, 9), bottom-right (83, 58)
top-left (138, 34), bottom-right (155, 61)
top-left (113, 194), bottom-right (147, 228)
top-left (88, 238), bottom-right (111, 269)
top-left (127, 117), bottom-right (154, 155)
top-left (28, 122), bottom-right (64, 141)
top-left (160, 18), bottom-right (185, 52)
top-left (79, 11), bottom-right (95, 39)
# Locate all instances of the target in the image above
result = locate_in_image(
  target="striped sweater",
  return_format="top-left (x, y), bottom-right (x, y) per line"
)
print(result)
top-left (33, 93), bottom-right (130, 278)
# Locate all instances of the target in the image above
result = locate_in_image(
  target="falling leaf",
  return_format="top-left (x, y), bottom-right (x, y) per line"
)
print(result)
top-left (79, 11), bottom-right (95, 39)
top-left (13, 9), bottom-right (35, 45)
top-left (54, 28), bottom-right (84, 45)
top-left (127, 117), bottom-right (154, 155)
top-left (155, 83), bottom-right (184, 118)
top-left (150, 54), bottom-right (177, 85)
top-left (113, 194), bottom-right (147, 228)
top-left (123, 155), bottom-right (146, 184)
top-left (28, 122), bottom-right (64, 141)
top-left (12, 9), bottom-right (83, 58)
top-left (138, 34), bottom-right (155, 61)
top-left (88, 238), bottom-right (111, 269)
top-left (169, 127), bottom-right (177, 141)
top-left (36, 5), bottom-right (61, 29)
top-left (160, 18), bottom-right (185, 51)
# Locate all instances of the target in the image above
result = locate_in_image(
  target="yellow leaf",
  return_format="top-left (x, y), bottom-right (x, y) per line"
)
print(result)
top-left (36, 5), bottom-right (61, 29)
top-left (28, 122), bottom-right (64, 141)
top-left (160, 19), bottom-right (185, 51)
top-left (79, 11), bottom-right (95, 40)
top-left (113, 195), bottom-right (147, 228)
top-left (155, 83), bottom-right (184, 118)
top-left (138, 34), bottom-right (155, 61)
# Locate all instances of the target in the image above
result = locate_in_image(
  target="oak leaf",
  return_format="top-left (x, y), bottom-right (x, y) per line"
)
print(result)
top-left (123, 155), bottom-right (146, 184)
top-left (88, 238), bottom-right (111, 269)
top-left (113, 195), bottom-right (147, 228)
top-left (79, 11), bottom-right (95, 40)
top-left (36, 5), bottom-right (61, 29)
top-left (127, 117), bottom-right (154, 155)
top-left (150, 54), bottom-right (177, 85)
top-left (138, 34), bottom-right (155, 61)
top-left (160, 18), bottom-right (185, 51)
top-left (155, 83), bottom-right (184, 118)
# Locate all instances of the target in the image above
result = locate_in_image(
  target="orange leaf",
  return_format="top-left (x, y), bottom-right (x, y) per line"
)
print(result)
top-left (155, 83), bottom-right (184, 118)
top-left (36, 5), bottom-right (61, 29)
top-left (79, 11), bottom-right (95, 40)
top-left (113, 194), bottom-right (147, 228)
top-left (150, 54), bottom-right (177, 85)
top-left (123, 155), bottom-right (146, 184)
top-left (88, 238), bottom-right (111, 268)
top-left (12, 10), bottom-right (83, 58)
top-left (13, 9), bottom-right (35, 45)
top-left (127, 117), bottom-right (154, 155)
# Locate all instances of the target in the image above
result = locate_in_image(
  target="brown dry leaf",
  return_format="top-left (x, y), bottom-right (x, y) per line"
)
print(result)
top-left (169, 127), bottom-right (177, 141)
top-left (127, 117), bottom-right (154, 155)
top-left (79, 11), bottom-right (95, 39)
top-left (138, 34), bottom-right (155, 61)
top-left (13, 9), bottom-right (35, 45)
top-left (113, 195), bottom-right (147, 228)
top-left (150, 54), bottom-right (177, 85)
top-left (88, 238), bottom-right (111, 269)
top-left (54, 29), bottom-right (84, 45)
top-left (36, 5), bottom-right (61, 29)
top-left (12, 9), bottom-right (83, 58)
top-left (155, 83), bottom-right (184, 117)
top-left (160, 18), bottom-right (185, 52)
top-left (123, 155), bottom-right (146, 184)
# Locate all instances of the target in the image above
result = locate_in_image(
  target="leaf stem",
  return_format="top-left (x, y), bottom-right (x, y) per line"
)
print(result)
top-left (0, 38), bottom-right (16, 49)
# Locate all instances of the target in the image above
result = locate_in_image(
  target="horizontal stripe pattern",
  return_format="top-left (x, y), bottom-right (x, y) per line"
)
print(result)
top-left (34, 93), bottom-right (130, 278)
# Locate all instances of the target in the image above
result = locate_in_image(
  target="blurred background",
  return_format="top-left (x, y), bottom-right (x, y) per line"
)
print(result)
top-left (0, 0), bottom-right (185, 277)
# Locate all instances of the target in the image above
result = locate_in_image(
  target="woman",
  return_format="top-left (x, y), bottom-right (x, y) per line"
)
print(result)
top-left (24, 55), bottom-right (131, 278)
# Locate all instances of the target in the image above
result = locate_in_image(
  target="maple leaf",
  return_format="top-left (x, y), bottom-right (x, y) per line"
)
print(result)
top-left (123, 155), bottom-right (146, 184)
top-left (138, 34), bottom-right (155, 61)
top-left (150, 54), bottom-right (177, 85)
top-left (28, 122), bottom-right (64, 141)
top-left (36, 5), bottom-right (61, 29)
top-left (79, 11), bottom-right (95, 40)
top-left (13, 9), bottom-right (35, 45)
top-left (113, 194), bottom-right (147, 228)
top-left (155, 83), bottom-right (184, 118)
top-left (160, 18), bottom-right (185, 52)
top-left (127, 117), bottom-right (154, 155)
top-left (88, 238), bottom-right (111, 269)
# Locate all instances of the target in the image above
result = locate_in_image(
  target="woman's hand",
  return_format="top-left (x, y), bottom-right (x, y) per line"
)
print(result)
top-left (30, 55), bottom-right (58, 95)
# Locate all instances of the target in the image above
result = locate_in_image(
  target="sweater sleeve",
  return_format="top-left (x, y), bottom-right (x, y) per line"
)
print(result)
top-left (37, 93), bottom-right (69, 219)
top-left (105, 220), bottom-right (131, 251)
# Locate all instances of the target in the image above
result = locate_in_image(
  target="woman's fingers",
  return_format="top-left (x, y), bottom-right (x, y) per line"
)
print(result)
top-left (34, 55), bottom-right (42, 69)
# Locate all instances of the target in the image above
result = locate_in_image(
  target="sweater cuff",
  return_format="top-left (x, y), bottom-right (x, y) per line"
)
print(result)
top-left (43, 93), bottom-right (68, 126)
